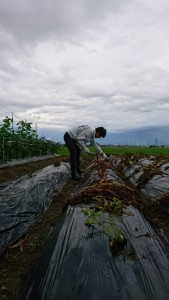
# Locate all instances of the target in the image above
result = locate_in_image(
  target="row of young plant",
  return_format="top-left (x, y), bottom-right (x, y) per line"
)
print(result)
top-left (0, 116), bottom-right (60, 162)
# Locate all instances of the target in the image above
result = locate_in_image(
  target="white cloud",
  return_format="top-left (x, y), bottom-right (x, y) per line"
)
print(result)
top-left (0, 0), bottom-right (169, 143)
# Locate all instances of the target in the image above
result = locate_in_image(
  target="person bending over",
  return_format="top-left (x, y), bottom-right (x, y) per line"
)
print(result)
top-left (64, 125), bottom-right (107, 180)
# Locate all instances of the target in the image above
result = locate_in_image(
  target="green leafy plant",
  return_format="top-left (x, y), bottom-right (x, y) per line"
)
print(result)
top-left (93, 196), bottom-right (124, 214)
top-left (82, 207), bottom-right (126, 252)
top-left (0, 116), bottom-right (61, 161)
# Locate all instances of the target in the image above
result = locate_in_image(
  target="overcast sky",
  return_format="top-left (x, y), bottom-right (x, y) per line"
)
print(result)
top-left (0, 0), bottom-right (169, 145)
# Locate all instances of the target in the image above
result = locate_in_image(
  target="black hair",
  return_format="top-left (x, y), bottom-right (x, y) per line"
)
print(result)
top-left (95, 127), bottom-right (107, 138)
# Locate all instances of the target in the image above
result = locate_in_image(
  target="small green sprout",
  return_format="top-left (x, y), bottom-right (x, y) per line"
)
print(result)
top-left (81, 207), bottom-right (126, 252)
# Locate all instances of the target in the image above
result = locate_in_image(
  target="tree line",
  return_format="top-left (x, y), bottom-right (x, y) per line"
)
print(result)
top-left (0, 116), bottom-right (60, 162)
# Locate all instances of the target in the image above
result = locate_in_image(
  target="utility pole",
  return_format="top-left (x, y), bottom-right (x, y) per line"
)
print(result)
top-left (12, 112), bottom-right (14, 134)
top-left (154, 138), bottom-right (157, 147)
top-left (3, 135), bottom-right (5, 161)
top-left (35, 123), bottom-right (38, 139)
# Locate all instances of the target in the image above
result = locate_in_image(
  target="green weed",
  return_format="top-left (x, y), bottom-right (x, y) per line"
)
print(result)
top-left (82, 206), bottom-right (126, 252)
top-left (93, 196), bottom-right (124, 214)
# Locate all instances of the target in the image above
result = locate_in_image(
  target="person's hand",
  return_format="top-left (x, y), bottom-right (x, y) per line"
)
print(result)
top-left (89, 151), bottom-right (95, 156)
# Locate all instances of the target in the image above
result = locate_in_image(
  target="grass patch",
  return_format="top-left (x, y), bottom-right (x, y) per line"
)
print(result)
top-left (58, 146), bottom-right (169, 160)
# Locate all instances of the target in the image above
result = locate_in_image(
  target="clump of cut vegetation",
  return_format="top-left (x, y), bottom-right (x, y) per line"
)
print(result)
top-left (70, 178), bottom-right (140, 207)
top-left (136, 161), bottom-right (164, 188)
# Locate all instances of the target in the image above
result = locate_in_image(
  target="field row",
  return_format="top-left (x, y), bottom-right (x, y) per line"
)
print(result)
top-left (58, 146), bottom-right (169, 159)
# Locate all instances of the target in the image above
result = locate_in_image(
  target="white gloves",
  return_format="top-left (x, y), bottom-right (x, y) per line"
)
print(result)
top-left (84, 149), bottom-right (91, 154)
top-left (89, 151), bottom-right (95, 155)
top-left (84, 150), bottom-right (107, 158)
top-left (84, 149), bottom-right (95, 155)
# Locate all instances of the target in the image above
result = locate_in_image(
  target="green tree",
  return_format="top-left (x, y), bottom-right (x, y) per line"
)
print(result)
top-left (16, 120), bottom-right (36, 138)
top-left (0, 116), bottom-right (13, 135)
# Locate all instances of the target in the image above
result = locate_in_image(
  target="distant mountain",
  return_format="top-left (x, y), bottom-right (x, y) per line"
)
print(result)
top-left (105, 125), bottom-right (169, 146)
top-left (38, 125), bottom-right (169, 147)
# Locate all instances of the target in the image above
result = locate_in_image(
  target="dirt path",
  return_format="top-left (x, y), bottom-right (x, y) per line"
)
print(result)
top-left (0, 156), bottom-right (65, 184)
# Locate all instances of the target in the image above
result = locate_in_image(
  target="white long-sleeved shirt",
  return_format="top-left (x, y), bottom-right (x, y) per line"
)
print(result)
top-left (68, 125), bottom-right (104, 154)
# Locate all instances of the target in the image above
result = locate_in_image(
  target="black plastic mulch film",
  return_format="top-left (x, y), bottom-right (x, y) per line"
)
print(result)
top-left (1, 156), bottom-right (169, 299)
top-left (0, 162), bottom-right (71, 254)
top-left (15, 204), bottom-right (169, 300)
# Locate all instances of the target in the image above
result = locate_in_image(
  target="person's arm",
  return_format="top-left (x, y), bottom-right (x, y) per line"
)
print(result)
top-left (76, 127), bottom-right (107, 157)
top-left (78, 140), bottom-right (91, 153)
top-left (90, 140), bottom-right (104, 154)
top-left (91, 140), bottom-right (107, 158)
top-left (76, 129), bottom-right (92, 153)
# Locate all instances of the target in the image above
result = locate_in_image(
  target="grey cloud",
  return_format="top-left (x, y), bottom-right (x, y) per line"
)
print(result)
top-left (158, 97), bottom-right (169, 105)
top-left (0, 0), bottom-right (169, 141)
top-left (78, 87), bottom-right (115, 99)
top-left (0, 0), bottom-right (131, 43)
top-left (0, 97), bottom-right (40, 110)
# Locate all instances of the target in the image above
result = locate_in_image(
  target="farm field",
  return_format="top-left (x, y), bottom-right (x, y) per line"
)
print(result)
top-left (58, 145), bottom-right (169, 159)
top-left (0, 150), bottom-right (169, 299)
top-left (0, 155), bottom-right (92, 300)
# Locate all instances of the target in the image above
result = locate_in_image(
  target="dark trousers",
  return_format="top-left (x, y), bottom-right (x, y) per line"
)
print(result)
top-left (64, 132), bottom-right (81, 175)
